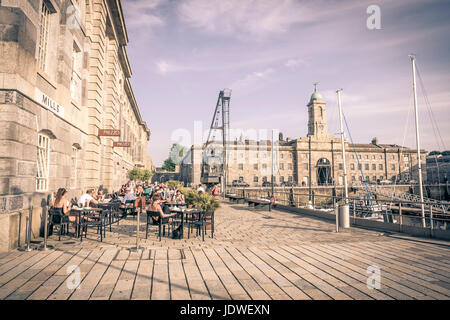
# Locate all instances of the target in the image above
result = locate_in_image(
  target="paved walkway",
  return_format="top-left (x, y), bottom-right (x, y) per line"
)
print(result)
top-left (0, 202), bottom-right (449, 300)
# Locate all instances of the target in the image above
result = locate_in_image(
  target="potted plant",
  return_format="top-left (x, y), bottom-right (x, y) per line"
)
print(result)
top-left (197, 193), bottom-right (220, 212)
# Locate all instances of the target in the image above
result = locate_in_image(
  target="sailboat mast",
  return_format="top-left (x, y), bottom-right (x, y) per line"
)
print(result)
top-left (409, 54), bottom-right (426, 226)
top-left (337, 89), bottom-right (349, 203)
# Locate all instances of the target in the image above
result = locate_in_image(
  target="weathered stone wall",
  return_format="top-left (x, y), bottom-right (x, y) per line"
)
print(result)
top-left (0, 1), bottom-right (151, 251)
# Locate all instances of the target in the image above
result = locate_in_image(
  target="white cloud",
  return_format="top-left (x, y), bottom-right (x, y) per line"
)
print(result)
top-left (177, 0), bottom-right (312, 38)
top-left (122, 0), bottom-right (167, 30)
top-left (285, 58), bottom-right (306, 69)
top-left (156, 60), bottom-right (170, 75)
top-left (229, 68), bottom-right (275, 91)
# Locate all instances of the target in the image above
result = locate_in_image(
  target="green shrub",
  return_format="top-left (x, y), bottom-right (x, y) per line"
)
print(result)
top-left (178, 187), bottom-right (220, 211)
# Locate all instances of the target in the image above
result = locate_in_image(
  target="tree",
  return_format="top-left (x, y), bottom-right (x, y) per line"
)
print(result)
top-left (142, 169), bottom-right (152, 182)
top-left (128, 168), bottom-right (141, 181)
top-left (429, 151), bottom-right (441, 156)
top-left (162, 157), bottom-right (176, 172)
top-left (442, 151), bottom-right (450, 156)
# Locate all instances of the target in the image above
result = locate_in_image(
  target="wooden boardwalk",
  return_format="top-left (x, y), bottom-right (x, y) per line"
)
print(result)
top-left (0, 202), bottom-right (449, 300)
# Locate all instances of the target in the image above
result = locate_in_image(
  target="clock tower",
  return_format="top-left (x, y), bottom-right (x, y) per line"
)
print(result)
top-left (307, 83), bottom-right (328, 138)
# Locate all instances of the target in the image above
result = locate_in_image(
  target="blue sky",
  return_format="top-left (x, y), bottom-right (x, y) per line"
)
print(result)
top-left (121, 0), bottom-right (450, 166)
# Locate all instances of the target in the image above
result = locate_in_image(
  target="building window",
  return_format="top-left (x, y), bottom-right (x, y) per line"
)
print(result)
top-left (379, 164), bottom-right (383, 170)
top-left (288, 163), bottom-right (293, 170)
top-left (281, 154), bottom-right (284, 159)
top-left (351, 175), bottom-right (356, 181)
top-left (280, 176), bottom-right (285, 183)
top-left (262, 176), bottom-right (267, 183)
top-left (239, 163), bottom-right (243, 170)
top-left (262, 164), bottom-right (267, 169)
top-left (380, 176), bottom-right (384, 180)
top-left (254, 176), bottom-right (258, 182)
top-left (379, 155), bottom-right (383, 159)
top-left (239, 176), bottom-right (244, 181)
top-left (288, 176), bottom-right (293, 182)
top-left (373, 176), bottom-right (377, 181)
top-left (37, 133), bottom-right (50, 191)
top-left (372, 155), bottom-right (375, 159)
top-left (253, 164), bottom-right (258, 170)
top-left (70, 146), bottom-right (78, 188)
top-left (280, 163), bottom-right (284, 170)
top-left (350, 163), bottom-right (355, 170)
top-left (372, 164), bottom-right (376, 170)
top-left (338, 163), bottom-right (343, 170)
top-left (391, 164), bottom-right (396, 171)
top-left (304, 163), bottom-right (308, 170)
top-left (38, 1), bottom-right (52, 71)
top-left (358, 164), bottom-right (362, 170)
top-left (365, 155), bottom-right (369, 159)
top-left (365, 164), bottom-right (369, 170)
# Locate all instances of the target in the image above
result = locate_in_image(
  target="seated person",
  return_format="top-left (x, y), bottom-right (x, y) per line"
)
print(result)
top-left (97, 189), bottom-right (104, 202)
top-left (53, 188), bottom-right (75, 222)
top-left (121, 187), bottom-right (136, 209)
top-left (171, 190), bottom-right (185, 204)
top-left (148, 194), bottom-right (176, 224)
top-left (78, 189), bottom-right (99, 207)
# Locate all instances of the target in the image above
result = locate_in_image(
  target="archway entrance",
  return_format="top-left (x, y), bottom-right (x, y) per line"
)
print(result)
top-left (316, 158), bottom-right (332, 185)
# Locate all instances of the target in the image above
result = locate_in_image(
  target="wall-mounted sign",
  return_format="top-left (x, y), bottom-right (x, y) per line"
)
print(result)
top-left (35, 88), bottom-right (65, 118)
top-left (98, 129), bottom-right (121, 136)
top-left (113, 141), bottom-right (131, 147)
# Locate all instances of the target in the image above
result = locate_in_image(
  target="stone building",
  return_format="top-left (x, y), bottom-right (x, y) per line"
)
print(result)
top-left (427, 153), bottom-right (449, 184)
top-left (0, 0), bottom-right (150, 250)
top-left (180, 86), bottom-right (426, 187)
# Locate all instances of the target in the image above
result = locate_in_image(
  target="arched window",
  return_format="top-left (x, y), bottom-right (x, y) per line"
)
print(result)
top-left (37, 133), bottom-right (51, 191)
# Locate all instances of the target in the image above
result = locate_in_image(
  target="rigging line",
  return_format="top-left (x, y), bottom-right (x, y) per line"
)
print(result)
top-left (342, 112), bottom-right (375, 214)
top-left (416, 65), bottom-right (445, 150)
top-left (416, 64), bottom-right (446, 150)
top-left (393, 89), bottom-right (414, 195)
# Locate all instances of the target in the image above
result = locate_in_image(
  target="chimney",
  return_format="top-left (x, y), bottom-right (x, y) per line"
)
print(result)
top-left (279, 132), bottom-right (284, 141)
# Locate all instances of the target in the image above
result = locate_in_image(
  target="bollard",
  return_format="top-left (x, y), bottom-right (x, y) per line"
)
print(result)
top-left (24, 207), bottom-right (33, 252)
top-left (339, 204), bottom-right (350, 229)
top-left (335, 203), bottom-right (339, 233)
top-left (40, 207), bottom-right (49, 251)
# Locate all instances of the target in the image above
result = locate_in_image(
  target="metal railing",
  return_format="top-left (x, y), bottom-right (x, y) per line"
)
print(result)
top-left (353, 183), bottom-right (450, 212)
top-left (227, 187), bottom-right (450, 232)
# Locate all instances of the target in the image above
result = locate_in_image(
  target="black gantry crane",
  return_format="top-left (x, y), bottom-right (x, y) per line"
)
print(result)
top-left (201, 89), bottom-right (231, 194)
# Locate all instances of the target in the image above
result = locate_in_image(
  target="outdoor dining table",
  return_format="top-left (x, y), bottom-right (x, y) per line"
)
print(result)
top-left (70, 207), bottom-right (104, 238)
top-left (168, 207), bottom-right (200, 239)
